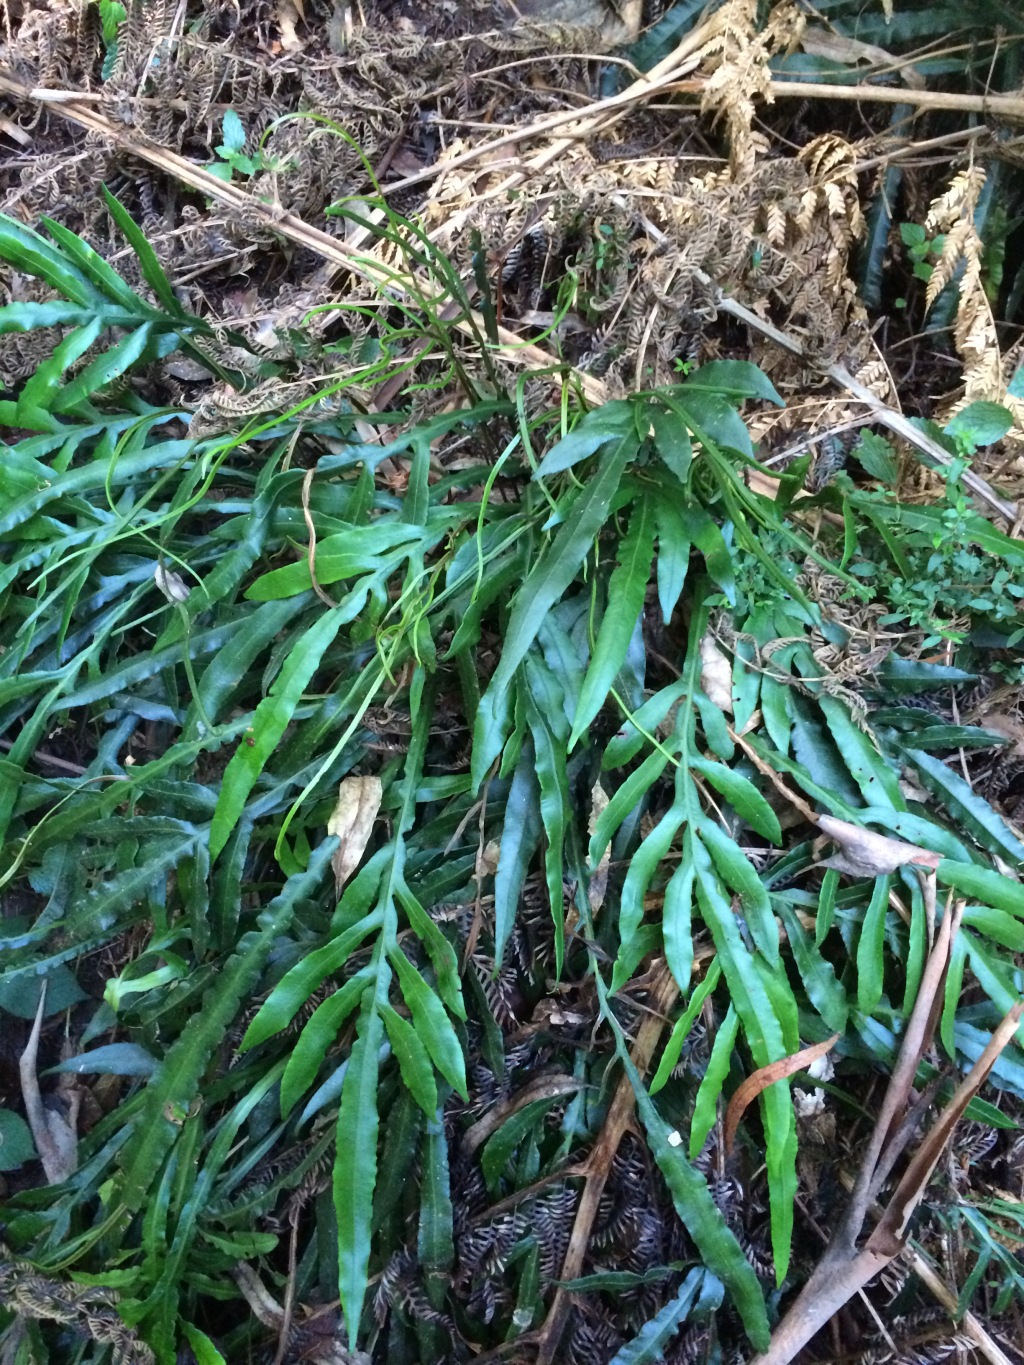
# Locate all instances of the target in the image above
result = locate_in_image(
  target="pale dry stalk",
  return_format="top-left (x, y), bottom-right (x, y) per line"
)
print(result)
top-left (749, 890), bottom-right (1024, 1365)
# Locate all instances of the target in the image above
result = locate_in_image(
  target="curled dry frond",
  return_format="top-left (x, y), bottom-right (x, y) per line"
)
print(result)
top-left (924, 167), bottom-right (1023, 429)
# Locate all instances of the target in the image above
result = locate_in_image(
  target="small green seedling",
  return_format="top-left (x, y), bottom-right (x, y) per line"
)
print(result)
top-left (900, 221), bottom-right (946, 284)
top-left (208, 109), bottom-right (281, 182)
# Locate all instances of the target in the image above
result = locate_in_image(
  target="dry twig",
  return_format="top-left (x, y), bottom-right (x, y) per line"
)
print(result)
top-left (750, 888), bottom-right (1024, 1365)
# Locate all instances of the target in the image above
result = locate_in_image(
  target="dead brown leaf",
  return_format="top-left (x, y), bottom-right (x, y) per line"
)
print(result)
top-left (724, 1033), bottom-right (840, 1155)
top-left (327, 776), bottom-right (383, 894)
top-left (817, 814), bottom-right (942, 878)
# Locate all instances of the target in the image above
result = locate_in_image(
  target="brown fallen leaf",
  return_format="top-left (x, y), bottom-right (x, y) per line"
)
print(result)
top-left (817, 815), bottom-right (942, 878)
top-left (476, 838), bottom-right (500, 879)
top-left (724, 1033), bottom-right (840, 1155)
top-left (327, 775), bottom-right (383, 894)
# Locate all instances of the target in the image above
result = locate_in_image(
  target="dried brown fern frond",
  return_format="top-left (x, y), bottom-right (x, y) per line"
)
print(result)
top-left (695, 0), bottom-right (804, 178)
top-left (923, 166), bottom-right (1023, 431)
top-left (0, 1250), bottom-right (155, 1365)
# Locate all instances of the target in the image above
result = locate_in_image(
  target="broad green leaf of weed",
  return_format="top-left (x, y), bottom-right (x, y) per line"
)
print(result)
top-left (51, 1043), bottom-right (158, 1076)
top-left (753, 1076), bottom-right (797, 1285)
top-left (962, 936), bottom-right (1024, 1050)
top-left (936, 859), bottom-right (1024, 918)
top-left (571, 494), bottom-right (655, 748)
top-left (698, 819), bottom-right (778, 965)
top-left (864, 500), bottom-right (1024, 569)
top-left (730, 635), bottom-right (760, 732)
top-left (180, 1323), bottom-right (226, 1364)
top-left (381, 1002), bottom-right (438, 1117)
top-left (692, 688), bottom-right (731, 760)
top-left (0, 1109), bottom-right (36, 1171)
top-left (901, 867), bottom-right (926, 1014)
top-left (493, 737), bottom-right (542, 967)
top-left (390, 946), bottom-right (467, 1100)
top-left (610, 925), bottom-right (662, 997)
top-left (533, 400), bottom-right (636, 477)
top-left (747, 953), bottom-right (799, 1285)
top-left (589, 748), bottom-right (670, 868)
top-left (209, 607), bottom-right (349, 859)
top-left (53, 323), bottom-right (157, 414)
top-left (560, 1267), bottom-right (683, 1293)
top-left (651, 404), bottom-right (693, 485)
top-left (857, 806), bottom-right (971, 862)
top-left (241, 910), bottom-right (383, 1050)
top-left (335, 989), bottom-right (384, 1349)
top-left (856, 874), bottom-right (892, 1016)
top-left (662, 854), bottom-right (696, 994)
top-left (480, 1096), bottom-right (563, 1191)
top-left (624, 1051), bottom-right (770, 1350)
top-left (903, 747), bottom-right (1024, 864)
top-left (692, 832), bottom-right (796, 1279)
top-left (536, 597), bottom-right (589, 705)
top-left (650, 959), bottom-right (721, 1094)
top-left (679, 506), bottom-right (736, 605)
top-left (374, 1090), bottom-right (422, 1250)
top-left (248, 526), bottom-right (434, 603)
top-left (744, 732), bottom-right (861, 821)
top-left (602, 680), bottom-right (686, 771)
top-left (963, 905), bottom-right (1024, 951)
top-left (0, 299), bottom-right (129, 333)
top-left (102, 187), bottom-right (187, 317)
top-left (870, 655), bottom-right (979, 692)
top-left (691, 758), bottom-right (781, 844)
top-left (0, 213), bottom-right (108, 305)
top-left (652, 490), bottom-right (691, 622)
top-left (690, 1004), bottom-right (739, 1158)
top-left (608, 1267), bottom-right (717, 1365)
top-left (671, 390), bottom-right (753, 458)
top-left (524, 657), bottom-right (571, 974)
top-left (853, 431), bottom-right (899, 484)
top-left (16, 319), bottom-right (102, 422)
top-left (509, 1242), bottom-right (542, 1337)
top-left (395, 884), bottom-right (465, 1019)
top-left (119, 841), bottom-right (335, 1213)
top-left (280, 969), bottom-right (374, 1118)
top-left (673, 361), bottom-right (783, 405)
top-left (817, 696), bottom-right (904, 810)
top-left (941, 933), bottom-right (969, 1061)
top-left (473, 430), bottom-right (637, 782)
top-left (882, 722), bottom-right (1010, 752)
top-left (616, 805), bottom-right (685, 981)
top-left (945, 401), bottom-right (1013, 448)
top-left (693, 824), bottom-right (791, 1070)
top-left (191, 598), bottom-right (296, 734)
top-left (419, 1112), bottom-right (454, 1313)
top-left (42, 216), bottom-right (153, 313)
top-left (774, 900), bottom-right (847, 1033)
